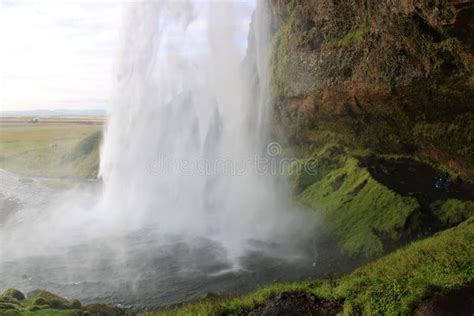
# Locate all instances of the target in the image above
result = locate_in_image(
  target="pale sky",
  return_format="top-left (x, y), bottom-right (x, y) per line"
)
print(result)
top-left (0, 0), bottom-right (255, 111)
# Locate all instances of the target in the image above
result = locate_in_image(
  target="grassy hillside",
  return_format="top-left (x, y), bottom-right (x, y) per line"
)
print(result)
top-left (299, 157), bottom-right (418, 257)
top-left (0, 120), bottom-right (102, 178)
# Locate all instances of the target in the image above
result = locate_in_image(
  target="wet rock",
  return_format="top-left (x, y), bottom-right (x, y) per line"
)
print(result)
top-left (31, 290), bottom-right (70, 309)
top-left (1, 288), bottom-right (25, 301)
top-left (248, 292), bottom-right (343, 316)
top-left (70, 299), bottom-right (82, 309)
top-left (84, 303), bottom-right (125, 316)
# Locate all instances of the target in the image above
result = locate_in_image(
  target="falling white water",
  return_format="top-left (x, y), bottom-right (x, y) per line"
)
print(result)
top-left (0, 2), bottom-right (319, 296)
top-left (254, 0), bottom-right (273, 137)
top-left (97, 0), bottom-right (311, 258)
top-left (0, 0), bottom-right (325, 306)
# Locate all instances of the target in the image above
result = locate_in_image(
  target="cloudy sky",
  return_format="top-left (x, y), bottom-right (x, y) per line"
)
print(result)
top-left (0, 0), bottom-right (255, 111)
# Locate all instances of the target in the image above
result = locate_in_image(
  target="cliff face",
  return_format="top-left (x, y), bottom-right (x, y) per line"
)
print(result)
top-left (267, 0), bottom-right (474, 178)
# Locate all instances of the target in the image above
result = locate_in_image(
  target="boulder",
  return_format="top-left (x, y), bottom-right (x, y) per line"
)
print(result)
top-left (1, 288), bottom-right (25, 301)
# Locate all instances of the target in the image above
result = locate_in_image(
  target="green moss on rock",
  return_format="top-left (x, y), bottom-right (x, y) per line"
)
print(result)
top-left (2, 289), bottom-right (25, 301)
top-left (271, 11), bottom-right (297, 96)
top-left (328, 25), bottom-right (368, 47)
top-left (431, 199), bottom-right (474, 226)
top-left (31, 290), bottom-right (70, 309)
top-left (266, 0), bottom-right (474, 178)
top-left (291, 144), bottom-right (344, 193)
top-left (298, 151), bottom-right (420, 257)
top-left (414, 113), bottom-right (474, 169)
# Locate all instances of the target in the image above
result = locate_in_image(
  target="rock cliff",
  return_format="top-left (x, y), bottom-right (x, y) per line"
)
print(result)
top-left (265, 0), bottom-right (474, 178)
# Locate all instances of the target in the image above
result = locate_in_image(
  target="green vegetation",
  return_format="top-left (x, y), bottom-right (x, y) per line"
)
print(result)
top-left (431, 199), bottom-right (474, 226)
top-left (328, 26), bottom-right (368, 47)
top-left (295, 145), bottom-right (419, 257)
top-left (270, 9), bottom-right (297, 96)
top-left (30, 291), bottom-right (73, 309)
top-left (413, 113), bottom-right (474, 168)
top-left (285, 140), bottom-right (474, 258)
top-left (289, 90), bottom-right (474, 179)
top-left (62, 130), bottom-right (102, 178)
top-left (0, 289), bottom-right (122, 316)
top-left (268, 2), bottom-right (474, 176)
top-left (0, 122), bottom-right (102, 178)
top-left (152, 216), bottom-right (474, 315)
top-left (2, 289), bottom-right (25, 301)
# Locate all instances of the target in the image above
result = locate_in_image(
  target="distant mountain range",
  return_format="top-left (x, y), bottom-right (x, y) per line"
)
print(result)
top-left (0, 109), bottom-right (106, 116)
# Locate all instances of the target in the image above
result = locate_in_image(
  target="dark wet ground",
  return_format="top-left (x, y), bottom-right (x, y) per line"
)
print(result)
top-left (361, 156), bottom-right (474, 202)
top-left (413, 285), bottom-right (474, 316)
top-left (247, 292), bottom-right (343, 316)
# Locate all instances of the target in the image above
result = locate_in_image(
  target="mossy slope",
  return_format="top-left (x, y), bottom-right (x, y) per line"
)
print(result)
top-left (290, 144), bottom-right (474, 257)
top-left (298, 147), bottom-right (419, 257)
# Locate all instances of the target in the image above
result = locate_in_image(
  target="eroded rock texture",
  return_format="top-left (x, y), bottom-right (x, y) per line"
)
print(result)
top-left (259, 0), bottom-right (474, 178)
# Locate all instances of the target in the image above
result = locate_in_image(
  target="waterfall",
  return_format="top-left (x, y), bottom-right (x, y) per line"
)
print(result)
top-left (0, 1), bottom-right (320, 304)
top-left (98, 0), bottom-right (310, 257)
top-left (0, 0), bottom-right (316, 266)
top-left (254, 0), bottom-right (273, 139)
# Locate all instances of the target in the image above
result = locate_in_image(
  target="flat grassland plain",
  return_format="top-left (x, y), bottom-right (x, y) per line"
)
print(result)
top-left (0, 116), bottom-right (103, 179)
